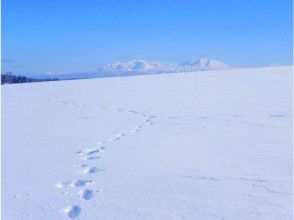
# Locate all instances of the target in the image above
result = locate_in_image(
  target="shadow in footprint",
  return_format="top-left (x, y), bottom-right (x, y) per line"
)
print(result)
top-left (81, 166), bottom-right (105, 174)
top-left (80, 189), bottom-right (94, 200)
top-left (65, 205), bottom-right (81, 219)
top-left (71, 179), bottom-right (94, 187)
top-left (74, 164), bottom-right (88, 168)
top-left (82, 155), bottom-right (100, 160)
top-left (56, 179), bottom-right (94, 188)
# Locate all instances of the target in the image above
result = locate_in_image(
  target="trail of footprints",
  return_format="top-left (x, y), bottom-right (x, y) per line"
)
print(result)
top-left (12, 97), bottom-right (287, 219)
top-left (51, 99), bottom-right (156, 219)
top-left (44, 98), bottom-right (287, 219)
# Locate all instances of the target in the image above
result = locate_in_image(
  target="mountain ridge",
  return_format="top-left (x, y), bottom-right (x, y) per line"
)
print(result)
top-left (100, 58), bottom-right (232, 73)
top-left (31, 58), bottom-right (233, 80)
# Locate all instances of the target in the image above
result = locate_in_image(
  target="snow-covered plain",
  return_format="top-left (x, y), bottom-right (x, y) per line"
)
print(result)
top-left (2, 66), bottom-right (293, 219)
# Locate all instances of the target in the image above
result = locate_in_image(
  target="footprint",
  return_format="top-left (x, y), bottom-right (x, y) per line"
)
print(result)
top-left (13, 194), bottom-right (21, 199)
top-left (56, 179), bottom-right (94, 188)
top-left (82, 155), bottom-right (100, 160)
top-left (74, 164), bottom-right (88, 168)
top-left (145, 117), bottom-right (154, 125)
top-left (77, 146), bottom-right (105, 156)
top-left (139, 113), bottom-right (147, 117)
top-left (131, 126), bottom-right (142, 133)
top-left (81, 166), bottom-right (100, 174)
top-left (112, 133), bottom-right (125, 140)
top-left (79, 189), bottom-right (94, 200)
top-left (84, 148), bottom-right (100, 155)
top-left (56, 181), bottom-right (72, 189)
top-left (64, 205), bottom-right (81, 219)
top-left (70, 103), bottom-right (79, 107)
top-left (99, 146), bottom-right (106, 151)
top-left (75, 150), bottom-right (83, 155)
top-left (71, 179), bottom-right (94, 187)
top-left (61, 191), bottom-right (69, 195)
top-left (76, 149), bottom-right (98, 156)
top-left (13, 193), bottom-right (32, 199)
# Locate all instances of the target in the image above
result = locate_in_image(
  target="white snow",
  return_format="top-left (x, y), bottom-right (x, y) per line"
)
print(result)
top-left (2, 66), bottom-right (293, 219)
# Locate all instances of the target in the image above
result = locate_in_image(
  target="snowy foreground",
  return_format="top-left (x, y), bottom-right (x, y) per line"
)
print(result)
top-left (2, 66), bottom-right (293, 219)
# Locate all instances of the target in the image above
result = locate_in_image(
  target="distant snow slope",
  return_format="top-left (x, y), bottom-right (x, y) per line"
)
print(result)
top-left (2, 66), bottom-right (292, 219)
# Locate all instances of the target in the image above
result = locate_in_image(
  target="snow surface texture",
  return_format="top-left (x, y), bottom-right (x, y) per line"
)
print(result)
top-left (2, 66), bottom-right (293, 219)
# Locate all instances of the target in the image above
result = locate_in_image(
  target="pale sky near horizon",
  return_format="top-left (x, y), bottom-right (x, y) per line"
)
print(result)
top-left (2, 0), bottom-right (293, 74)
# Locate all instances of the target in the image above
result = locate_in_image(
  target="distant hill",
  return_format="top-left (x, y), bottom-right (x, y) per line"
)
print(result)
top-left (1, 73), bottom-right (59, 84)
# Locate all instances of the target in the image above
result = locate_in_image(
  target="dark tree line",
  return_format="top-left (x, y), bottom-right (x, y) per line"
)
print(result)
top-left (1, 72), bottom-right (59, 84)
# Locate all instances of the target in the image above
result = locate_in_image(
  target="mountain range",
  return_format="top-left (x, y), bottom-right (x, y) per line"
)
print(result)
top-left (38, 58), bottom-right (232, 80)
top-left (100, 58), bottom-right (231, 73)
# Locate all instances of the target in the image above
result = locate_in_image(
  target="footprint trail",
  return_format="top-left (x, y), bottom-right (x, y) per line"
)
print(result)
top-left (52, 99), bottom-right (156, 219)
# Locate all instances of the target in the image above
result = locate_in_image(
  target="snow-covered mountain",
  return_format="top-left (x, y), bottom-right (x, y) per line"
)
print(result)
top-left (100, 58), bottom-right (231, 73)
top-left (34, 58), bottom-right (232, 80)
top-left (178, 58), bottom-right (232, 71)
top-left (101, 60), bottom-right (176, 73)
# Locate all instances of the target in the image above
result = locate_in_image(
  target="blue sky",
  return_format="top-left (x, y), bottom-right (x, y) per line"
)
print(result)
top-left (2, 0), bottom-right (293, 74)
